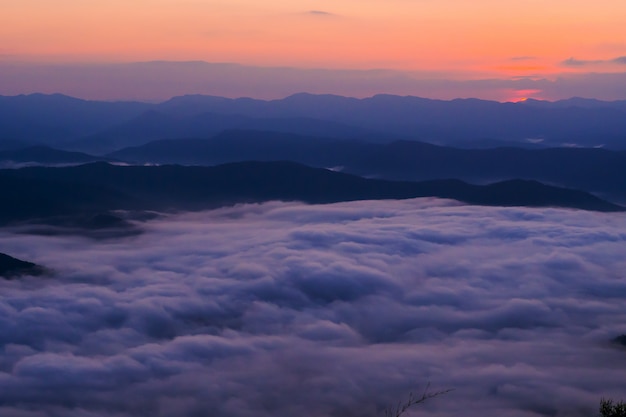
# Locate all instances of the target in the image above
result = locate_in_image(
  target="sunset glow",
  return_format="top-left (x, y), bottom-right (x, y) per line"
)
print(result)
top-left (2, 0), bottom-right (626, 100)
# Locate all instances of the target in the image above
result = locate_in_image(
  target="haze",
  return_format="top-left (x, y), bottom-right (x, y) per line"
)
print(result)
top-left (2, 0), bottom-right (626, 101)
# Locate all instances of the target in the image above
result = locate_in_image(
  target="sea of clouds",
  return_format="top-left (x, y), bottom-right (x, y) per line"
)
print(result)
top-left (1, 198), bottom-right (625, 417)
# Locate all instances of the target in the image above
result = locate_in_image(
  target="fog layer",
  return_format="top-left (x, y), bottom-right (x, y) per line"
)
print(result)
top-left (1, 198), bottom-right (625, 417)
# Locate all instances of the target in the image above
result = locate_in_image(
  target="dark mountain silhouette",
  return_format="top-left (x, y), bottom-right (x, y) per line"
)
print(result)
top-left (70, 110), bottom-right (183, 153)
top-left (0, 171), bottom-right (130, 223)
top-left (109, 130), bottom-right (626, 204)
top-left (71, 110), bottom-right (377, 153)
top-left (0, 253), bottom-right (46, 278)
top-left (0, 93), bottom-right (150, 145)
top-left (0, 145), bottom-right (107, 166)
top-left (345, 141), bottom-right (626, 203)
top-left (2, 93), bottom-right (626, 151)
top-left (613, 335), bottom-right (626, 347)
top-left (445, 138), bottom-right (546, 149)
top-left (0, 139), bottom-right (32, 151)
top-left (0, 162), bottom-right (621, 228)
top-left (108, 130), bottom-right (360, 165)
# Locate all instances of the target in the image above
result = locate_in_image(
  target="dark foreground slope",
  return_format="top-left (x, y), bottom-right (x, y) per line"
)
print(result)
top-left (0, 253), bottom-right (46, 278)
top-left (0, 162), bottom-right (622, 225)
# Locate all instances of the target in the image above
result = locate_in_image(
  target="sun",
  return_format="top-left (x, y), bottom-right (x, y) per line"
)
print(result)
top-left (504, 89), bottom-right (542, 103)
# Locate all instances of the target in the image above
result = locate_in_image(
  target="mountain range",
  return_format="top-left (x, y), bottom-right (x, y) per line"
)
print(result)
top-left (0, 161), bottom-right (622, 230)
top-left (1, 93), bottom-right (625, 153)
top-left (105, 130), bottom-right (626, 204)
top-left (2, 92), bottom-right (625, 227)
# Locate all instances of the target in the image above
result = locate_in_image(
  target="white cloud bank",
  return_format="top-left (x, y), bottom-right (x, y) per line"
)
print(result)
top-left (1, 198), bottom-right (626, 417)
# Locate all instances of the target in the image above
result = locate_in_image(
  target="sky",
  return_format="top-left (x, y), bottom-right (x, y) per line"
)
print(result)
top-left (1, 1), bottom-right (626, 101)
top-left (1, 199), bottom-right (626, 417)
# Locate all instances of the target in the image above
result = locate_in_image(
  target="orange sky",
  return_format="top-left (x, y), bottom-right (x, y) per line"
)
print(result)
top-left (2, 0), bottom-right (626, 100)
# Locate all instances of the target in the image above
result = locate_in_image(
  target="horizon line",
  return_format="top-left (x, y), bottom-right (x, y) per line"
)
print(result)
top-left (2, 91), bottom-right (624, 105)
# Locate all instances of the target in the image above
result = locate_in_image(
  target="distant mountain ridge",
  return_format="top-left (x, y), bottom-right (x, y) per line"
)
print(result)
top-left (4, 130), bottom-right (625, 205)
top-left (1, 93), bottom-right (625, 152)
top-left (152, 93), bottom-right (626, 148)
top-left (0, 162), bottom-right (621, 228)
top-left (0, 145), bottom-right (108, 167)
top-left (73, 110), bottom-right (375, 153)
top-left (108, 130), bottom-right (626, 204)
top-left (0, 94), bottom-right (150, 145)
